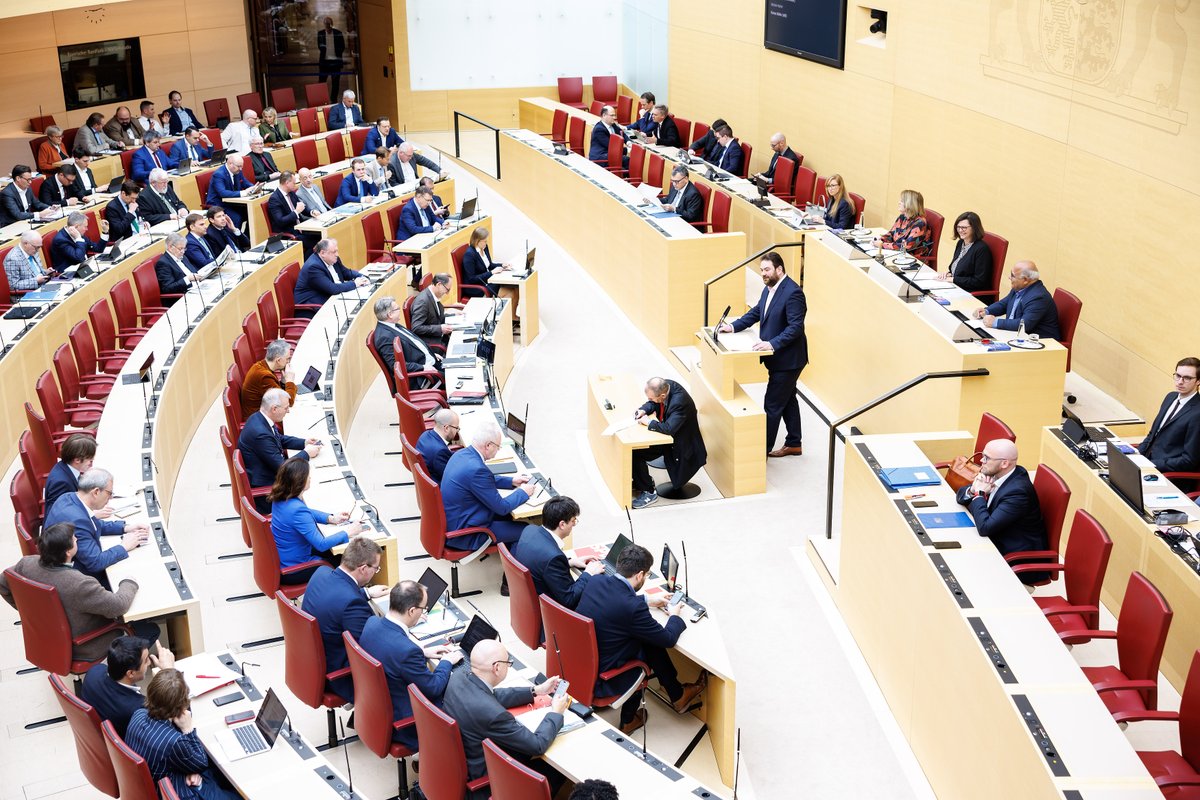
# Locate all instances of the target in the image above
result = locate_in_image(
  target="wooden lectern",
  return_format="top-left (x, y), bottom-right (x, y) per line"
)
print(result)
top-left (689, 327), bottom-right (767, 497)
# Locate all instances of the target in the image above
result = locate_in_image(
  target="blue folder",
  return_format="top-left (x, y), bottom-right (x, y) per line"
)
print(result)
top-left (917, 512), bottom-right (974, 529)
top-left (881, 466), bottom-right (941, 489)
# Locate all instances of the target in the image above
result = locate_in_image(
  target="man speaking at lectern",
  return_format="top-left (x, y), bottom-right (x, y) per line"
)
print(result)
top-left (718, 252), bottom-right (807, 457)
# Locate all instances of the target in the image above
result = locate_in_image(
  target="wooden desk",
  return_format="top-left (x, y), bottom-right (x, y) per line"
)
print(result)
top-left (586, 374), bottom-right (673, 509)
top-left (391, 211), bottom-right (482, 305)
top-left (487, 266), bottom-right (540, 347)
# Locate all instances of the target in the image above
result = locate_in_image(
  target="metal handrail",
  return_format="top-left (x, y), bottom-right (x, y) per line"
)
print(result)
top-left (453, 111), bottom-right (502, 180)
top-left (702, 241), bottom-right (806, 326)
top-left (823, 368), bottom-right (991, 539)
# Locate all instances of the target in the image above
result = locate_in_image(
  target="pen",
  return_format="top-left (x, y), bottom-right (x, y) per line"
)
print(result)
top-left (195, 675), bottom-right (222, 679)
top-left (904, 493), bottom-right (925, 500)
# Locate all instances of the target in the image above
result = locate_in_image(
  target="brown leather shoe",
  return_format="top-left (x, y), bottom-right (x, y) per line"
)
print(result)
top-left (768, 445), bottom-right (804, 458)
top-left (620, 708), bottom-right (646, 735)
top-left (672, 680), bottom-right (706, 714)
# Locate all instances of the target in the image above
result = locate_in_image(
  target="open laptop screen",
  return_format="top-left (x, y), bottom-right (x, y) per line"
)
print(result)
top-left (254, 688), bottom-right (288, 748)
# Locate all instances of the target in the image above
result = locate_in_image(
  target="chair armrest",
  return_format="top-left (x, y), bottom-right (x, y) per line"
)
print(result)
top-left (1058, 628), bottom-right (1116, 641)
top-left (326, 666), bottom-right (351, 681)
top-left (1093, 678), bottom-right (1157, 694)
top-left (74, 620), bottom-right (130, 647)
top-left (1157, 775), bottom-right (1200, 789)
top-left (689, 220), bottom-right (711, 232)
top-left (599, 659), bottom-right (650, 683)
top-left (392, 714), bottom-right (415, 732)
top-left (281, 558), bottom-right (329, 576)
top-left (79, 374), bottom-right (116, 385)
top-left (466, 776), bottom-right (490, 793)
top-left (65, 399), bottom-right (106, 411)
top-left (160, 293), bottom-right (184, 301)
top-left (1113, 709), bottom-right (1180, 724)
top-left (249, 486), bottom-right (271, 498)
top-left (1039, 602), bottom-right (1098, 617)
top-left (1011, 563), bottom-right (1065, 575)
top-left (407, 369), bottom-right (444, 386)
top-left (1004, 550), bottom-right (1061, 564)
top-left (97, 349), bottom-right (131, 358)
top-left (446, 526), bottom-right (495, 543)
top-left (295, 303), bottom-right (323, 311)
top-left (1163, 472), bottom-right (1200, 481)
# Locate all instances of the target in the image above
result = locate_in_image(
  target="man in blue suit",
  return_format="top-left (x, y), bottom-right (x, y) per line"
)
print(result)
top-left (154, 233), bottom-right (196, 302)
top-left (575, 544), bottom-right (704, 734)
top-left (588, 105), bottom-right (628, 166)
top-left (335, 159), bottom-right (380, 206)
top-left (294, 238), bottom-right (369, 317)
top-left (50, 211), bottom-right (108, 271)
top-left (129, 132), bottom-right (177, 184)
top-left (81, 636), bottom-right (174, 737)
top-left (1138, 357), bottom-right (1200, 472)
top-left (362, 116), bottom-right (403, 155)
top-left (237, 388), bottom-right (322, 511)
top-left (45, 433), bottom-right (100, 512)
top-left (956, 439), bottom-right (1049, 584)
top-left (165, 91), bottom-right (203, 135)
top-left (43, 468), bottom-right (149, 589)
top-left (175, 127), bottom-right (213, 163)
top-left (205, 154), bottom-right (252, 229)
top-left (358, 580), bottom-right (462, 747)
top-left (973, 260), bottom-right (1061, 339)
top-left (719, 252), bottom-right (808, 456)
top-left (627, 92), bottom-right (656, 133)
top-left (710, 124), bottom-right (744, 176)
top-left (327, 90), bottom-right (364, 129)
top-left (440, 418), bottom-right (535, 550)
top-left (395, 186), bottom-right (442, 239)
top-left (300, 537), bottom-right (388, 702)
top-left (512, 496), bottom-right (603, 610)
top-left (416, 409), bottom-right (459, 482)
top-left (182, 213), bottom-right (218, 272)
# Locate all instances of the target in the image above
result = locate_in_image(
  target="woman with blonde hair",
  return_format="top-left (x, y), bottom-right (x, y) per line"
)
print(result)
top-left (461, 226), bottom-right (520, 322)
top-left (818, 173), bottom-right (855, 230)
top-left (258, 106), bottom-right (291, 143)
top-left (876, 189), bottom-right (932, 258)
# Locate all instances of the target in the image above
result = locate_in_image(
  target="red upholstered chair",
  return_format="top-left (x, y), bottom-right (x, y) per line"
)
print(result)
top-left (131, 259), bottom-right (173, 322)
top-left (12, 468), bottom-right (44, 536)
top-left (568, 117), bottom-right (585, 156)
top-left (673, 117), bottom-right (692, 148)
top-left (350, 127), bottom-right (369, 156)
top-left (605, 135), bottom-right (627, 178)
top-left (38, 370), bottom-right (102, 430)
top-left (84, 304), bottom-right (131, 372)
top-left (627, 143), bottom-right (646, 187)
top-left (689, 181), bottom-right (712, 232)
top-left (203, 97), bottom-right (231, 127)
top-left (292, 137), bottom-right (319, 170)
top-left (344, 632), bottom-right (416, 797)
top-left (392, 338), bottom-right (446, 398)
top-left (556, 77), bottom-right (586, 110)
top-left (271, 87), bottom-right (297, 114)
top-left (482, 738), bottom-right (552, 800)
top-left (63, 127), bottom-right (79, 156)
top-left (540, 594), bottom-right (647, 709)
top-left (710, 190), bottom-right (732, 234)
top-left (771, 156), bottom-right (796, 203)
top-left (0, 248), bottom-right (17, 308)
top-left (549, 109), bottom-right (568, 145)
top-left (195, 169), bottom-right (214, 208)
top-left (296, 107), bottom-right (319, 138)
top-left (108, 281), bottom-right (149, 347)
top-left (814, 175), bottom-right (828, 206)
top-left (50, 674), bottom-right (119, 798)
top-left (1054, 288), bottom-right (1083, 372)
top-left (592, 75), bottom-right (618, 105)
top-left (616, 94), bottom-right (634, 125)
top-left (19, 428), bottom-right (54, 490)
top-left (498, 544), bottom-right (543, 651)
top-left (258, 291), bottom-right (302, 343)
top-left (738, 141), bottom-right (752, 178)
top-left (217, 426), bottom-right (253, 547)
top-left (242, 158), bottom-right (258, 185)
top-left (451, 242), bottom-right (488, 300)
top-left (119, 150), bottom-right (136, 180)
top-left (792, 166), bottom-right (817, 210)
top-left (15, 514), bottom-right (38, 557)
top-left (364, 330), bottom-right (400, 396)
top-left (362, 211), bottom-right (401, 264)
top-left (934, 411), bottom-right (1016, 473)
top-left (850, 192), bottom-right (867, 225)
top-left (410, 685), bottom-right (488, 800)
top-left (395, 396), bottom-right (437, 447)
top-left (4, 566), bottom-right (129, 679)
top-left (27, 399), bottom-right (89, 456)
top-left (241, 496), bottom-right (330, 599)
top-left (274, 261), bottom-right (320, 326)
top-left (321, 173), bottom-right (342, 206)
top-left (589, 100), bottom-right (603, 117)
top-left (1000, 464), bottom-right (1070, 582)
top-left (1077, 572), bottom-right (1172, 718)
top-left (101, 721), bottom-right (158, 800)
top-left (40, 227), bottom-right (57, 267)
top-left (242, 311), bottom-right (266, 359)
top-left (54, 343), bottom-right (112, 404)
top-left (412, 462), bottom-right (496, 597)
top-left (646, 153), bottom-right (665, 192)
top-left (305, 82), bottom-right (330, 108)
top-left (158, 778), bottom-right (181, 800)
top-left (237, 91), bottom-right (263, 116)
top-left (1124, 649), bottom-right (1200, 794)
top-left (231, 333), bottom-right (256, 380)
top-left (1031, 510), bottom-right (1112, 642)
top-left (276, 591), bottom-right (350, 749)
top-left (923, 208), bottom-right (945, 268)
top-left (972, 232), bottom-right (1009, 304)
top-left (325, 131), bottom-right (347, 163)
top-left (689, 121), bottom-right (708, 150)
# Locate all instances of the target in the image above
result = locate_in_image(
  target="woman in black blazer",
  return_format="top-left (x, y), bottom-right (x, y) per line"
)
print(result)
top-left (939, 211), bottom-right (993, 293)
top-left (461, 226), bottom-right (520, 320)
top-left (819, 173), bottom-right (855, 230)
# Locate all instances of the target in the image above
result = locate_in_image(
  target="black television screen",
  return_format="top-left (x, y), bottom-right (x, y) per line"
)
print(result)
top-left (764, 0), bottom-right (847, 70)
top-left (59, 38), bottom-right (147, 111)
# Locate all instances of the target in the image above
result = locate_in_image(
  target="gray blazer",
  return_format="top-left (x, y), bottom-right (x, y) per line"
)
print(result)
top-left (76, 126), bottom-right (125, 156)
top-left (409, 287), bottom-right (447, 346)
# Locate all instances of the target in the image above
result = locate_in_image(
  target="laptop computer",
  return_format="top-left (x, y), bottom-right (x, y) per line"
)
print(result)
top-left (453, 615), bottom-right (500, 659)
top-left (418, 567), bottom-right (449, 612)
top-left (172, 158), bottom-right (192, 175)
top-left (1062, 407), bottom-right (1107, 444)
top-left (447, 196), bottom-right (476, 222)
top-left (295, 365), bottom-right (321, 395)
top-left (204, 148), bottom-right (227, 167)
top-left (599, 533), bottom-right (634, 576)
top-left (214, 688), bottom-right (288, 761)
top-left (1104, 439), bottom-right (1148, 518)
top-left (102, 176), bottom-right (125, 194)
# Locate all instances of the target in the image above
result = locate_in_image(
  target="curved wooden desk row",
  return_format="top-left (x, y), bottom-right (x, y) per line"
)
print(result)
top-left (837, 431), bottom-right (1160, 799)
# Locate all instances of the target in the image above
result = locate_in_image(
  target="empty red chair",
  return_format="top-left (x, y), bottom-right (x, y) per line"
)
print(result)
top-left (19, 428), bottom-right (54, 490)
top-left (1054, 288), bottom-right (1083, 372)
top-left (119, 150), bottom-right (136, 181)
top-left (130, 259), bottom-right (172, 322)
top-left (498, 544), bottom-right (543, 651)
top-left (27, 398), bottom-right (89, 454)
top-left (410, 685), bottom-right (488, 800)
top-left (344, 632), bottom-right (416, 796)
top-left (350, 126), bottom-right (369, 156)
top-left (568, 117), bottom-right (585, 156)
top-left (231, 333), bottom-right (256, 381)
top-left (12, 468), bottom-right (43, 535)
top-left (71, 320), bottom-right (122, 387)
top-left (924, 207), bottom-right (945, 268)
top-left (49, 674), bottom-right (119, 797)
top-left (793, 166), bottom-right (816, 210)
top-left (107, 281), bottom-right (148, 348)
top-left (325, 131), bottom-right (347, 163)
top-left (605, 136), bottom-right (627, 178)
top-left (540, 594), bottom-right (647, 709)
top-left (273, 261), bottom-right (319, 326)
top-left (321, 173), bottom-right (342, 206)
top-left (242, 311), bottom-right (266, 359)
top-left (673, 117), bottom-right (692, 147)
top-left (973, 231), bottom-right (1009, 304)
top-left (362, 211), bottom-right (402, 265)
top-left (738, 141), bottom-right (752, 178)
top-left (296, 107), bottom-right (319, 138)
top-left (241, 497), bottom-right (329, 600)
top-left (482, 738), bottom-right (552, 800)
top-left (257, 291), bottom-right (303, 343)
top-left (195, 169), bottom-right (214, 208)
top-left (0, 247), bottom-right (17, 308)
top-left (771, 156), bottom-right (796, 203)
top-left (549, 109), bottom-right (568, 145)
top-left (627, 143), bottom-right (646, 187)
top-left (413, 462), bottom-right (495, 597)
top-left (1031, 510), bottom-right (1112, 642)
top-left (237, 91), bottom-right (263, 116)
top-left (1124, 649), bottom-right (1200, 794)
top-left (592, 76), bottom-right (618, 105)
top-left (850, 192), bottom-right (867, 225)
top-left (557, 77), bottom-right (586, 110)
top-left (689, 181), bottom-right (712, 231)
top-left (616, 94), bottom-right (633, 125)
top-left (710, 190), bottom-right (732, 234)
top-left (101, 721), bottom-right (158, 800)
top-left (38, 370), bottom-right (102, 430)
top-left (646, 153), bottom-right (665, 191)
top-left (270, 87), bottom-right (297, 114)
top-left (589, 100), bottom-right (603, 117)
top-left (292, 137), bottom-right (319, 170)
top-left (202, 97), bottom-right (231, 127)
top-left (305, 82), bottom-right (330, 108)
top-left (54, 343), bottom-right (111, 404)
top-left (276, 591), bottom-right (350, 749)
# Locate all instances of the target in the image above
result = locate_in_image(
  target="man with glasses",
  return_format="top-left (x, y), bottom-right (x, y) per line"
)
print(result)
top-left (588, 104), bottom-right (628, 166)
top-left (4, 231), bottom-right (56, 289)
top-left (301, 536), bottom-right (388, 702)
top-left (416, 409), bottom-right (460, 482)
top-left (972, 259), bottom-right (1061, 339)
top-left (409, 271), bottom-right (456, 348)
top-left (442, 638), bottom-right (568, 799)
top-left (441, 418), bottom-right (536, 552)
top-left (372, 295), bottom-right (441, 389)
top-left (43, 468), bottom-right (150, 589)
top-left (153, 232), bottom-right (197, 304)
top-left (662, 164), bottom-right (703, 223)
top-left (238, 388), bottom-right (323, 512)
top-left (0, 164), bottom-right (56, 226)
top-left (955, 439), bottom-right (1049, 584)
top-left (358, 580), bottom-right (462, 749)
top-left (1138, 357), bottom-right (1200, 472)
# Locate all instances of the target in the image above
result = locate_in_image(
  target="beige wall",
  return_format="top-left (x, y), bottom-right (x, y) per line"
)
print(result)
top-left (0, 0), bottom-right (253, 134)
top-left (669, 0), bottom-right (1200, 424)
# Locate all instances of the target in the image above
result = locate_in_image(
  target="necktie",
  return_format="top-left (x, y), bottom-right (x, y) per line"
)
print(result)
top-left (94, 129), bottom-right (102, 144)
top-left (152, 150), bottom-right (161, 169)
top-left (420, 207), bottom-right (429, 226)
top-left (197, 235), bottom-right (213, 261)
top-left (272, 425), bottom-right (285, 457)
top-left (1163, 397), bottom-right (1183, 427)
top-left (355, 180), bottom-right (362, 197)
top-left (188, 144), bottom-right (196, 161)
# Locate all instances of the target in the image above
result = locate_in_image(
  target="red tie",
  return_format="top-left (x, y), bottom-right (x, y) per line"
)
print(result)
top-left (152, 151), bottom-right (161, 169)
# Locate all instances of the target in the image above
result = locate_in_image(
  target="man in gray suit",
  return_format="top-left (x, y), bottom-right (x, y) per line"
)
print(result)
top-left (441, 639), bottom-right (569, 799)
top-left (409, 272), bottom-right (457, 348)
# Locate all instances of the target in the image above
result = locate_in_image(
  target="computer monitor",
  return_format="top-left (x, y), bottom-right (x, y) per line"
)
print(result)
top-left (506, 407), bottom-right (527, 450)
top-left (457, 196), bottom-right (476, 219)
top-left (660, 545), bottom-right (680, 591)
top-left (476, 337), bottom-right (496, 365)
top-left (1106, 440), bottom-right (1144, 514)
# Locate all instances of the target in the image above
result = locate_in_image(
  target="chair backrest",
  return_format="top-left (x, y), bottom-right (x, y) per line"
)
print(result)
top-left (1032, 464), bottom-right (1071, 554)
top-left (498, 544), bottom-right (543, 651)
top-left (410, 685), bottom-right (472, 800)
top-left (0, 246), bottom-right (15, 306)
top-left (4, 566), bottom-right (72, 675)
top-left (814, 175), bottom-right (828, 206)
top-left (589, 100), bottom-right (603, 117)
top-left (412, 462), bottom-right (451, 559)
top-left (276, 590), bottom-right (335, 709)
top-left (980, 231), bottom-right (1009, 303)
top-left (399, 436), bottom-right (426, 478)
top-left (606, 135), bottom-right (625, 172)
top-left (627, 143), bottom-right (646, 186)
top-left (647, 153), bottom-right (665, 191)
top-left (550, 109), bottom-right (568, 143)
top-left (131, 259), bottom-right (163, 309)
top-left (616, 94), bottom-right (633, 125)
top-left (710, 190), bottom-right (732, 234)
top-left (270, 87), bottom-right (297, 114)
top-left (924, 207), bottom-right (945, 266)
top-left (20, 427), bottom-right (54, 488)
top-left (257, 291), bottom-right (281, 342)
top-left (772, 156), bottom-right (795, 198)
top-left (218, 425), bottom-right (247, 526)
top-left (343, 631), bottom-right (397, 759)
top-left (305, 82), bottom-right (330, 108)
top-left (296, 107), bottom-right (319, 139)
top-left (1053, 288), bottom-right (1082, 371)
top-left (16, 513), bottom-right (39, 557)
top-left (361, 211), bottom-right (386, 256)
top-left (1117, 571), bottom-right (1172, 708)
top-left (289, 137), bottom-right (317, 171)
top-left (11, 469), bottom-right (42, 538)
top-left (237, 91), bottom-right (263, 116)
top-left (395, 394), bottom-right (429, 450)
top-left (325, 131), bottom-right (347, 164)
top-left (568, 117), bottom-right (585, 156)
top-left (321, 173), bottom-right (342, 206)
top-left (451, 243), bottom-right (474, 295)
top-left (673, 117), bottom-right (692, 147)
top-left (349, 127), bottom-right (369, 156)
top-left (195, 170), bottom-right (214, 208)
top-left (53, 343), bottom-right (85, 404)
top-left (693, 181), bottom-right (711, 226)
top-left (557, 76), bottom-right (584, 106)
top-left (539, 595), bottom-right (600, 706)
top-left (50, 674), bottom-right (119, 798)
top-left (974, 411), bottom-right (1016, 454)
top-left (25, 403), bottom-right (60, 480)
top-left (738, 141), bottom-right (752, 178)
top-left (109, 280), bottom-right (141, 332)
top-left (232, 333), bottom-right (256, 380)
top-left (203, 97), bottom-right (231, 127)
top-left (274, 262), bottom-right (301, 317)
top-left (689, 121), bottom-right (708, 148)
top-left (101, 720), bottom-right (158, 800)
top-left (36, 371), bottom-right (68, 433)
top-left (793, 166), bottom-right (817, 209)
top-left (1179, 649), bottom-right (1200, 769)
top-left (482, 738), bottom-right (552, 800)
top-left (592, 75), bottom-right (618, 104)
top-left (118, 150), bottom-right (136, 180)
top-left (242, 311), bottom-right (266, 359)
top-left (849, 192), bottom-right (867, 225)
top-left (366, 331), bottom-right (398, 396)
top-left (241, 496), bottom-right (283, 597)
top-left (402, 294), bottom-right (416, 330)
top-left (40, 227), bottom-right (57, 268)
top-left (1062, 510), bottom-right (1112, 620)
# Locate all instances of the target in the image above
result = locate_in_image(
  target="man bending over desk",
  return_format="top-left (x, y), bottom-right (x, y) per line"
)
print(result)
top-left (955, 439), bottom-right (1050, 584)
top-left (512, 495), bottom-right (603, 610)
top-left (44, 468), bottom-right (150, 589)
top-left (441, 418), bottom-right (536, 552)
top-left (630, 377), bottom-right (707, 510)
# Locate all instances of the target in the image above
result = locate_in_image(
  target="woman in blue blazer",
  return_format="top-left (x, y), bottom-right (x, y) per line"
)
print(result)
top-left (268, 457), bottom-right (363, 583)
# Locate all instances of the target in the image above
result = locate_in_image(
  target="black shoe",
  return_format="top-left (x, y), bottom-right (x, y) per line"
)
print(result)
top-left (500, 575), bottom-right (510, 596)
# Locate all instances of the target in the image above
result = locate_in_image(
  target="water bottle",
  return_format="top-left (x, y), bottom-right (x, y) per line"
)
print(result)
top-left (1017, 320), bottom-right (1026, 340)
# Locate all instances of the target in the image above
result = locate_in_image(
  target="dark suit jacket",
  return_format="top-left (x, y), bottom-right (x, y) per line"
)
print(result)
top-left (1139, 393), bottom-right (1200, 472)
top-left (358, 616), bottom-right (454, 749)
top-left (0, 183), bottom-right (48, 226)
top-left (327, 103), bottom-right (364, 129)
top-left (130, 146), bottom-right (177, 184)
top-left (823, 198), bottom-right (854, 231)
top-left (441, 669), bottom-right (562, 796)
top-left (639, 379), bottom-right (707, 487)
top-left (72, 166), bottom-right (99, 200)
top-left (267, 189), bottom-right (301, 235)
top-left (49, 228), bottom-right (104, 271)
top-left (588, 121), bottom-right (627, 162)
top-left (104, 197), bottom-right (138, 241)
top-left (955, 466), bottom-right (1048, 558)
top-left (300, 566), bottom-right (373, 702)
top-left (167, 107), bottom-right (203, 135)
top-left (416, 428), bottom-right (453, 483)
top-left (374, 321), bottom-right (437, 388)
top-left (387, 152), bottom-right (441, 186)
top-left (731, 275), bottom-right (808, 372)
top-left (137, 184), bottom-right (186, 225)
top-left (237, 410), bottom-right (309, 488)
top-left (512, 524), bottom-right (590, 609)
top-left (655, 116), bottom-right (681, 147)
top-left (764, 146), bottom-right (798, 180)
top-left (576, 573), bottom-right (685, 699)
top-left (248, 151), bottom-right (279, 183)
top-left (441, 447), bottom-right (522, 550)
top-left (363, 126), bottom-right (403, 154)
top-left (183, 232), bottom-right (217, 272)
top-left (409, 287), bottom-right (448, 346)
top-left (461, 246), bottom-right (498, 294)
top-left (154, 253), bottom-right (190, 300)
top-left (335, 173), bottom-right (379, 206)
top-left (38, 176), bottom-right (75, 207)
top-left (206, 167), bottom-right (251, 222)
top-left (81, 665), bottom-right (144, 738)
top-left (665, 181), bottom-right (703, 224)
top-left (295, 253), bottom-right (361, 307)
top-left (983, 279), bottom-right (1060, 338)
top-left (689, 128), bottom-right (719, 159)
top-left (173, 139), bottom-right (211, 163)
top-left (205, 223), bottom-right (249, 255)
top-left (396, 198), bottom-right (437, 239)
top-left (43, 492), bottom-right (128, 585)
top-left (947, 239), bottom-right (994, 294)
top-left (44, 461), bottom-right (79, 512)
top-left (713, 139), bottom-right (743, 175)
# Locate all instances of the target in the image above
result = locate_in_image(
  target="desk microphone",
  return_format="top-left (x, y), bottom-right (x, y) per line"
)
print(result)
top-left (465, 599), bottom-right (493, 629)
top-left (625, 506), bottom-right (635, 544)
top-left (164, 306), bottom-right (177, 352)
top-left (339, 716), bottom-right (354, 798)
top-left (239, 661), bottom-right (260, 678)
top-left (732, 728), bottom-right (742, 799)
top-left (681, 540), bottom-right (691, 602)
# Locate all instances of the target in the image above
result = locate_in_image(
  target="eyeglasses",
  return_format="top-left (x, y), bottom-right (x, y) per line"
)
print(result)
top-left (1174, 373), bottom-right (1198, 382)
top-left (978, 454), bottom-right (1006, 464)
top-left (955, 224), bottom-right (972, 231)
top-left (492, 659), bottom-right (514, 668)
top-left (445, 424), bottom-right (459, 432)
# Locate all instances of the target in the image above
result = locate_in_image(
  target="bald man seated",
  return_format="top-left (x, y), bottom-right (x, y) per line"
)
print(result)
top-left (955, 438), bottom-right (1050, 584)
top-left (441, 639), bottom-right (568, 799)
